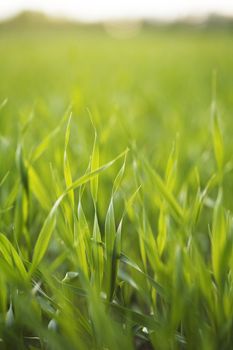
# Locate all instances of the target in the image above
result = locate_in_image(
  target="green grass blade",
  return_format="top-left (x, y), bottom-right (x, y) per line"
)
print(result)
top-left (64, 113), bottom-right (74, 207)
top-left (28, 166), bottom-right (51, 211)
top-left (0, 233), bottom-right (27, 280)
top-left (90, 131), bottom-right (99, 204)
top-left (145, 160), bottom-right (184, 223)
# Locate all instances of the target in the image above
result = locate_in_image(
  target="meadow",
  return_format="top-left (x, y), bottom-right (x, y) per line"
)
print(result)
top-left (0, 19), bottom-right (233, 349)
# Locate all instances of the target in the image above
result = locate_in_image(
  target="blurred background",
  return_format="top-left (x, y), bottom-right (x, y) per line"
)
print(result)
top-left (1, 1), bottom-right (233, 211)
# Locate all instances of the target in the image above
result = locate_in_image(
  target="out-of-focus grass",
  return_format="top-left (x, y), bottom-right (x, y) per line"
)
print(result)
top-left (0, 20), bottom-right (233, 349)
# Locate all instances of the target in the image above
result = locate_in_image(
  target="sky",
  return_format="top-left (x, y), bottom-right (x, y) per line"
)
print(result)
top-left (0, 0), bottom-right (233, 22)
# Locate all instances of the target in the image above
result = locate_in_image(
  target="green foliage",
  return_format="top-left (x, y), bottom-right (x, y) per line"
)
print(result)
top-left (0, 24), bottom-right (233, 349)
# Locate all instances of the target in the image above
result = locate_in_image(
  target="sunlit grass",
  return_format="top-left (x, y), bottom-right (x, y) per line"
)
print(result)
top-left (0, 24), bottom-right (233, 349)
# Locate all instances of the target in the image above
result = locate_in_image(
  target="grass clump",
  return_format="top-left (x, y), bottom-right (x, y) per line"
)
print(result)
top-left (0, 25), bottom-right (233, 349)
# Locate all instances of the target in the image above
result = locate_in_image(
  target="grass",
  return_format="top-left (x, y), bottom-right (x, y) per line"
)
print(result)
top-left (0, 22), bottom-right (233, 349)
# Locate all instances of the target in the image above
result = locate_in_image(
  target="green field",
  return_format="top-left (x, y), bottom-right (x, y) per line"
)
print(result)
top-left (1, 22), bottom-right (233, 349)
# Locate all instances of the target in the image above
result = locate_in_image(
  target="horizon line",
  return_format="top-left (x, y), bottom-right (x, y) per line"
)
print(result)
top-left (1, 9), bottom-right (233, 24)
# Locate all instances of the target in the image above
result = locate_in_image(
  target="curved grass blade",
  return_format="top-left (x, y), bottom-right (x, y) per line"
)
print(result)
top-left (120, 253), bottom-right (165, 298)
top-left (145, 160), bottom-right (184, 224)
top-left (30, 105), bottom-right (71, 163)
top-left (28, 166), bottom-right (51, 211)
top-left (0, 233), bottom-right (27, 280)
